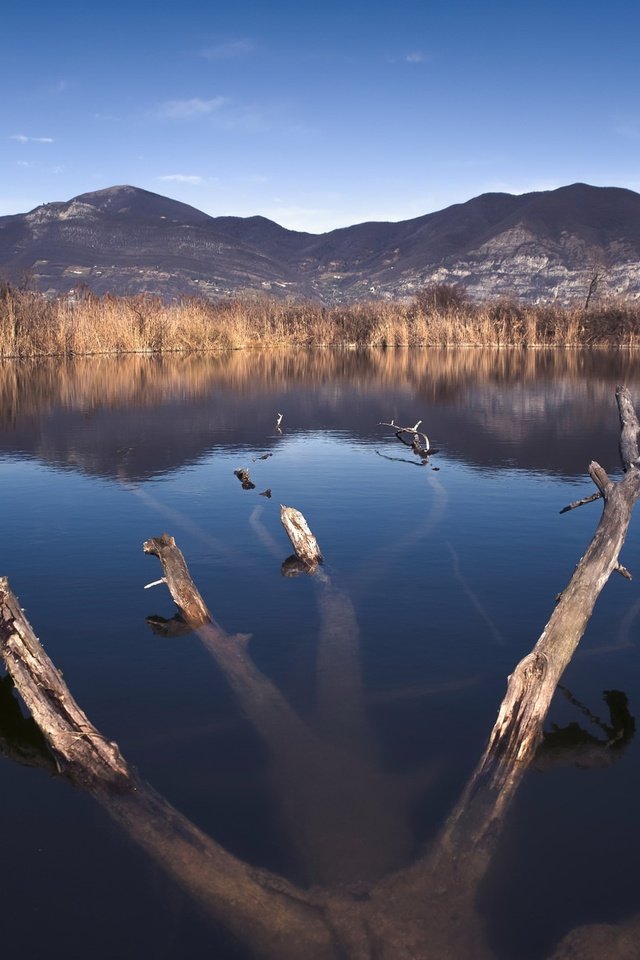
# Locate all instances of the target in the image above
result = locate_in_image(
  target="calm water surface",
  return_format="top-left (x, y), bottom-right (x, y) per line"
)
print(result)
top-left (1, 348), bottom-right (640, 959)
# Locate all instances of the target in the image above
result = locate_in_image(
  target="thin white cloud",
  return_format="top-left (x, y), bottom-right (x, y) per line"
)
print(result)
top-left (158, 97), bottom-right (227, 119)
top-left (405, 51), bottom-right (426, 63)
top-left (201, 38), bottom-right (255, 60)
top-left (214, 104), bottom-right (270, 133)
top-left (613, 116), bottom-right (640, 141)
top-left (17, 160), bottom-right (34, 168)
top-left (50, 79), bottom-right (69, 95)
top-left (10, 134), bottom-right (54, 143)
top-left (157, 174), bottom-right (205, 185)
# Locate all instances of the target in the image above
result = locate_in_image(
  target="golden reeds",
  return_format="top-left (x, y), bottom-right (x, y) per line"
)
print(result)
top-left (1, 282), bottom-right (639, 358)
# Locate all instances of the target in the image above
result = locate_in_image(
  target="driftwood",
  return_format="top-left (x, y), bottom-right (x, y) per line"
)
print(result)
top-left (3, 388), bottom-right (640, 957)
top-left (280, 504), bottom-right (323, 569)
top-left (486, 387), bottom-right (640, 772)
top-left (143, 532), bottom-right (418, 887)
top-left (379, 419), bottom-right (436, 458)
top-left (143, 534), bottom-right (210, 625)
top-left (440, 386), bottom-right (640, 858)
top-left (0, 576), bottom-right (335, 960)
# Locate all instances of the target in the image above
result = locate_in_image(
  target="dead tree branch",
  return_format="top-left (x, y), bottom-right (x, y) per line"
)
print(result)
top-left (379, 419), bottom-right (433, 458)
top-left (441, 386), bottom-right (640, 857)
top-left (144, 532), bottom-right (415, 887)
top-left (0, 576), bottom-right (334, 960)
top-left (559, 491), bottom-right (602, 514)
top-left (143, 534), bottom-right (210, 626)
top-left (0, 577), bottom-right (129, 789)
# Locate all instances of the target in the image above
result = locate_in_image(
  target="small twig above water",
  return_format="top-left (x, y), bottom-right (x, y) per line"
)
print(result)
top-left (560, 491), bottom-right (603, 514)
top-left (379, 419), bottom-right (436, 459)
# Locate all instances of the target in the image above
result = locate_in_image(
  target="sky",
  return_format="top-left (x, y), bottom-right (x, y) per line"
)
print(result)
top-left (2, 0), bottom-right (639, 233)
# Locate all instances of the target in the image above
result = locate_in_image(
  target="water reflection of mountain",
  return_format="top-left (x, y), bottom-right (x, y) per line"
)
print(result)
top-left (1, 349), bottom-right (639, 481)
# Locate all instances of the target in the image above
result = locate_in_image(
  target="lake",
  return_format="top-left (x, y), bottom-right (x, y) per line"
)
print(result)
top-left (1, 347), bottom-right (640, 959)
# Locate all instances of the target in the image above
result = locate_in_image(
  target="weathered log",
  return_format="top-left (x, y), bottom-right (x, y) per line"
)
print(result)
top-left (142, 534), bottom-right (210, 627)
top-left (0, 576), bottom-right (335, 960)
top-left (0, 577), bottom-right (129, 789)
top-left (440, 385), bottom-right (640, 857)
top-left (0, 569), bottom-right (490, 959)
top-left (144, 532), bottom-right (416, 886)
top-left (280, 505), bottom-right (323, 568)
top-left (480, 389), bottom-right (640, 781)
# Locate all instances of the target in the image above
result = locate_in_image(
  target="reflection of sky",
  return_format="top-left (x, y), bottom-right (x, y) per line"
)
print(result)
top-left (3, 391), bottom-right (640, 959)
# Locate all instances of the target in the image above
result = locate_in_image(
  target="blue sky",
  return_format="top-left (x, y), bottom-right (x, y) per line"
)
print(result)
top-left (2, 0), bottom-right (639, 232)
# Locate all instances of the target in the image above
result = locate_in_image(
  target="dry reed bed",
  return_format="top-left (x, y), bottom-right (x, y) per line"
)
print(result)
top-left (1, 284), bottom-right (640, 357)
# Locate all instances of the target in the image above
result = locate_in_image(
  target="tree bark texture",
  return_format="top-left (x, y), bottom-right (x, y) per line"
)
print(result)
top-left (441, 385), bottom-right (640, 857)
top-left (280, 505), bottom-right (323, 567)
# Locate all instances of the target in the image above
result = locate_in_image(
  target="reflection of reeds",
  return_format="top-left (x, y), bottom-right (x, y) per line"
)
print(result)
top-left (1, 283), bottom-right (640, 357)
top-left (1, 346), bottom-right (638, 425)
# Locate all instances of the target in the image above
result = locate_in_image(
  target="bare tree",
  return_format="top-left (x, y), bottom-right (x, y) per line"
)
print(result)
top-left (584, 249), bottom-right (611, 310)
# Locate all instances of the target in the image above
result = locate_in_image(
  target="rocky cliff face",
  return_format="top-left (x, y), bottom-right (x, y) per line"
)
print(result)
top-left (1, 182), bottom-right (638, 304)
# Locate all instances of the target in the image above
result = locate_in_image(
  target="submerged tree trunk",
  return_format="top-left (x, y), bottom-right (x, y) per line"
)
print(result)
top-left (440, 386), bottom-right (640, 860)
top-left (0, 576), bottom-right (335, 960)
top-left (2, 388), bottom-right (640, 958)
top-left (143, 530), bottom-right (417, 887)
top-left (280, 504), bottom-right (323, 568)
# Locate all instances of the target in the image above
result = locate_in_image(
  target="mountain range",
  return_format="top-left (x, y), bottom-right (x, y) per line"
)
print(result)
top-left (1, 182), bottom-right (639, 304)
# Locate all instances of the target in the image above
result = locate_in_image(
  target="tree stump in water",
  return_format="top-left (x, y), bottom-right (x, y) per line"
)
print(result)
top-left (280, 505), bottom-right (323, 569)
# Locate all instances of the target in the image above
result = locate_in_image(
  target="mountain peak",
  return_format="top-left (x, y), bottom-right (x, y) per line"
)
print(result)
top-left (2, 182), bottom-right (640, 304)
top-left (70, 184), bottom-right (214, 225)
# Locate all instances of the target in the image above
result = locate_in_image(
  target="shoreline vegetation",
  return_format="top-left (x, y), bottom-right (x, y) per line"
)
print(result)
top-left (2, 282), bottom-right (640, 358)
